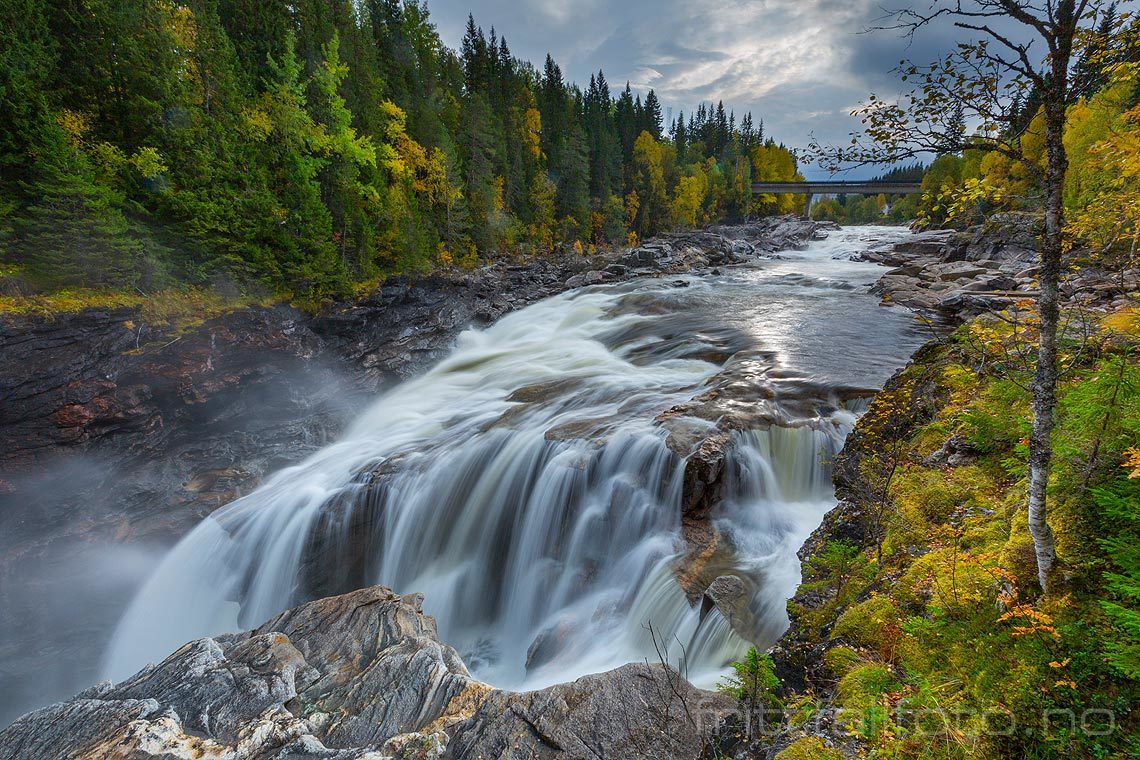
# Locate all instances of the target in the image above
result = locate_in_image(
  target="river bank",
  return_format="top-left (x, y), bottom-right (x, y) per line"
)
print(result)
top-left (748, 310), bottom-right (1140, 759)
top-left (862, 213), bottom-right (1137, 318)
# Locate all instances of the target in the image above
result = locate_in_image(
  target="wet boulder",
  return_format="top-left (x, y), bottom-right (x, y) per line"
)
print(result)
top-left (672, 432), bottom-right (730, 521)
top-left (700, 574), bottom-right (749, 626)
top-left (524, 615), bottom-right (578, 672)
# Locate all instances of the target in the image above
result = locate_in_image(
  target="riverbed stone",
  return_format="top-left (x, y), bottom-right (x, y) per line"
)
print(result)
top-left (868, 214), bottom-right (1137, 320)
top-left (701, 574), bottom-right (749, 625)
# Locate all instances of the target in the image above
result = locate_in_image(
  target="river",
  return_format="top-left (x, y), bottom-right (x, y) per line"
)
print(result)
top-left (103, 225), bottom-right (927, 693)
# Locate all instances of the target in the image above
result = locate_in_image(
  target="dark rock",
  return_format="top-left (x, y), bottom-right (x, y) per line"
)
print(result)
top-left (963, 212), bottom-right (1041, 264)
top-left (884, 264), bottom-right (926, 278)
top-left (936, 291), bottom-right (1010, 316)
top-left (525, 615), bottom-right (577, 671)
top-left (928, 262), bottom-right (993, 282)
top-left (958, 275), bottom-right (1019, 292)
top-left (677, 433), bottom-right (730, 520)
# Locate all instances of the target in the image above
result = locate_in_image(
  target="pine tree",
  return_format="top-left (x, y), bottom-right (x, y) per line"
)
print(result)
top-left (556, 125), bottom-right (591, 238)
top-left (1073, 2), bottom-right (1119, 99)
top-left (1096, 480), bottom-right (1140, 678)
top-left (219, 0), bottom-right (293, 87)
top-left (0, 0), bottom-right (59, 175)
top-left (460, 93), bottom-right (498, 253)
top-left (644, 90), bottom-right (663, 140)
top-left (257, 31), bottom-right (342, 291)
top-left (10, 162), bottom-right (156, 288)
top-left (673, 111), bottom-right (687, 158)
top-left (49, 0), bottom-right (186, 148)
top-left (461, 15), bottom-right (489, 95)
top-left (585, 69), bottom-right (620, 198)
top-left (714, 101), bottom-right (729, 155)
top-left (615, 83), bottom-right (638, 161)
top-left (310, 32), bottom-right (377, 274)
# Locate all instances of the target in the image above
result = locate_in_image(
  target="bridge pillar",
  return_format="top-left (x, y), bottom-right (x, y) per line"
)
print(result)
top-left (802, 192), bottom-right (813, 220)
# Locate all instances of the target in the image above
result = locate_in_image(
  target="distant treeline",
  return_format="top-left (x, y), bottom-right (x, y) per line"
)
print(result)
top-left (0, 0), bottom-right (805, 299)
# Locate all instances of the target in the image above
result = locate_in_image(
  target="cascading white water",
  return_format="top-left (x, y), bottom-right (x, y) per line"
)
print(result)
top-left (105, 226), bottom-right (925, 690)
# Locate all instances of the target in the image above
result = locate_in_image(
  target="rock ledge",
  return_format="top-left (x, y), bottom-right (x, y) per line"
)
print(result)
top-left (0, 586), bottom-right (733, 760)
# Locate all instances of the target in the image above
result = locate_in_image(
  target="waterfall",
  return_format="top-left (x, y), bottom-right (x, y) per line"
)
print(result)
top-left (105, 227), bottom-right (922, 691)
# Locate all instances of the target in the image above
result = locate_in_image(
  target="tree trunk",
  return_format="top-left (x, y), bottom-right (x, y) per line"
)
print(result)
top-left (1027, 93), bottom-right (1068, 595)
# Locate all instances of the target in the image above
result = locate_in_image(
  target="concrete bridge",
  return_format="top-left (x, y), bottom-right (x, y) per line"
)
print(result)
top-left (751, 181), bottom-right (924, 219)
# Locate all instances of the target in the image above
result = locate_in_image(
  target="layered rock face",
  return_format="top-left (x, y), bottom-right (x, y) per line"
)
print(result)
top-left (862, 213), bottom-right (1138, 318)
top-left (0, 586), bottom-right (733, 760)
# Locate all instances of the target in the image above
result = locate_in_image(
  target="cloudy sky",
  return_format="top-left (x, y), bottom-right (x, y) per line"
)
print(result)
top-left (426, 0), bottom-right (958, 178)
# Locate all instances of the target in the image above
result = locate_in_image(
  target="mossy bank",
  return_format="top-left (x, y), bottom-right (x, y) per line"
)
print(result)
top-left (751, 307), bottom-right (1140, 759)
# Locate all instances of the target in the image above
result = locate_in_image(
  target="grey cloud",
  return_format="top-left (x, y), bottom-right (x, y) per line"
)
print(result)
top-left (428, 0), bottom-right (973, 176)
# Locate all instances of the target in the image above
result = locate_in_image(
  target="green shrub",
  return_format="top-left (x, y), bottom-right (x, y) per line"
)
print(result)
top-left (718, 646), bottom-right (782, 710)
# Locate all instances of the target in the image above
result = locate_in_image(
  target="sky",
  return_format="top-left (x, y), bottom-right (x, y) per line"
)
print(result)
top-left (426, 0), bottom-right (960, 178)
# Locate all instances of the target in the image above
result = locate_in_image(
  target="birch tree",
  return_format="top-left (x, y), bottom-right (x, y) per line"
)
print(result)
top-left (809, 0), bottom-right (1128, 594)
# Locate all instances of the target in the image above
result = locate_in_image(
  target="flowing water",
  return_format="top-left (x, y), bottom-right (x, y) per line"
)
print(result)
top-left (104, 226), bottom-right (927, 690)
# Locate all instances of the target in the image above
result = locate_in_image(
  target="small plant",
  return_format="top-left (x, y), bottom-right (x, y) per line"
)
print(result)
top-left (807, 539), bottom-right (863, 586)
top-left (719, 646), bottom-right (782, 737)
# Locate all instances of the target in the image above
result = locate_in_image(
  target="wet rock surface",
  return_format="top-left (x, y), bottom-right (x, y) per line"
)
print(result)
top-left (657, 354), bottom-right (877, 608)
top-left (862, 213), bottom-right (1139, 319)
top-left (700, 574), bottom-right (749, 627)
top-left (0, 586), bottom-right (733, 760)
top-left (766, 341), bottom-right (950, 699)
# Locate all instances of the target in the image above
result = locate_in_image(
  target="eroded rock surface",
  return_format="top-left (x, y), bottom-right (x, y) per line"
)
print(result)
top-left (0, 586), bottom-right (732, 760)
top-left (862, 214), bottom-right (1139, 319)
top-left (656, 354), bottom-right (875, 607)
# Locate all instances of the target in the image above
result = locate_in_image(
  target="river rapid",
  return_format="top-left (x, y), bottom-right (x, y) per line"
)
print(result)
top-left (103, 226), bottom-right (927, 693)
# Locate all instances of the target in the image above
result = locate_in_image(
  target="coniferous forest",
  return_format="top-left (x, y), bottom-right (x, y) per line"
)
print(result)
top-left (0, 0), bottom-right (803, 300)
